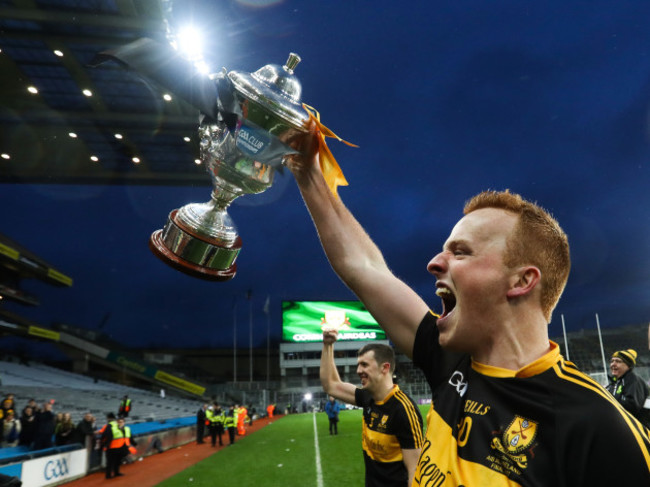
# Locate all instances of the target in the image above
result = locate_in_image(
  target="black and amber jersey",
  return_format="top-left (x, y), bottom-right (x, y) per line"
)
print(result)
top-left (412, 311), bottom-right (650, 486)
top-left (355, 385), bottom-right (424, 487)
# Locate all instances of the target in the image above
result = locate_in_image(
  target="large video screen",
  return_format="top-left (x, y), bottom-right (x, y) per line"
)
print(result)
top-left (282, 300), bottom-right (386, 343)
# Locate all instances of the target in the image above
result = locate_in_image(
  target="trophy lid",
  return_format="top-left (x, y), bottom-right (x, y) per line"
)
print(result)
top-left (228, 53), bottom-right (309, 130)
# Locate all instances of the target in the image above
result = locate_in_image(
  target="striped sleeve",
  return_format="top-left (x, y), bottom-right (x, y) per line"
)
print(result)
top-left (394, 389), bottom-right (424, 449)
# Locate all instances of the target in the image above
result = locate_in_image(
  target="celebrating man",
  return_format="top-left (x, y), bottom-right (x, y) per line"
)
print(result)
top-left (286, 126), bottom-right (650, 485)
top-left (321, 330), bottom-right (423, 486)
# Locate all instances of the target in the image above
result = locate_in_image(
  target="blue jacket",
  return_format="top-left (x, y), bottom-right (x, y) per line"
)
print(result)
top-left (324, 399), bottom-right (342, 419)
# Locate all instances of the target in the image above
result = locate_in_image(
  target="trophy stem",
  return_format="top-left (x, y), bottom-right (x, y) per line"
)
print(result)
top-left (210, 180), bottom-right (242, 210)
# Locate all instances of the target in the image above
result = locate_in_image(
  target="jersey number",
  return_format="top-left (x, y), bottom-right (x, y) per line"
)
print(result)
top-left (457, 416), bottom-right (472, 447)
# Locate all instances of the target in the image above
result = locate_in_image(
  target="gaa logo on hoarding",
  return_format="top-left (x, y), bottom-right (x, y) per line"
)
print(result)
top-left (44, 458), bottom-right (69, 480)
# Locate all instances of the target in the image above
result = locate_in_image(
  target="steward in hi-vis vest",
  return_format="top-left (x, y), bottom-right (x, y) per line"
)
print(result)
top-left (206, 403), bottom-right (225, 447)
top-left (118, 395), bottom-right (132, 418)
top-left (121, 419), bottom-right (138, 457)
top-left (237, 405), bottom-right (248, 436)
top-left (101, 413), bottom-right (125, 479)
top-left (225, 406), bottom-right (237, 445)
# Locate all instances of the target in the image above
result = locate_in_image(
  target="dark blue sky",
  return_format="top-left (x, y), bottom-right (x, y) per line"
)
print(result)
top-left (2, 0), bottom-right (650, 349)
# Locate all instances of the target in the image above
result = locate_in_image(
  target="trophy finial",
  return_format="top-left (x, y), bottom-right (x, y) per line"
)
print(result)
top-left (229, 53), bottom-right (308, 127)
top-left (284, 53), bottom-right (301, 74)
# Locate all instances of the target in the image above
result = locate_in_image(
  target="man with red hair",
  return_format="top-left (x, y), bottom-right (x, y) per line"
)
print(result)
top-left (286, 127), bottom-right (650, 485)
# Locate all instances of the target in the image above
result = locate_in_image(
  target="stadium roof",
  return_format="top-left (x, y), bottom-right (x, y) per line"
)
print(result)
top-left (1, 0), bottom-right (649, 350)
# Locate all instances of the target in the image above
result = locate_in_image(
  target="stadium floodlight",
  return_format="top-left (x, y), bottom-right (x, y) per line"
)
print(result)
top-left (177, 26), bottom-right (203, 60)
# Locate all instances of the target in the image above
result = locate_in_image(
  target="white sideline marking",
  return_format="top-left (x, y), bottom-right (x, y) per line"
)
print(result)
top-left (313, 412), bottom-right (324, 487)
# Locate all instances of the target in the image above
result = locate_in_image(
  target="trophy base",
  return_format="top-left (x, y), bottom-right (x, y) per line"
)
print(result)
top-left (148, 209), bottom-right (242, 282)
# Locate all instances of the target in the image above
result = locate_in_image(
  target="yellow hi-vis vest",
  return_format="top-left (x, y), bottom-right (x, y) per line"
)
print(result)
top-left (109, 422), bottom-right (125, 449)
top-left (206, 409), bottom-right (224, 424)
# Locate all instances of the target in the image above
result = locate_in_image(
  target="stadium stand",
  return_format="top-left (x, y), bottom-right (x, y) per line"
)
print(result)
top-left (0, 359), bottom-right (198, 424)
top-left (552, 323), bottom-right (650, 384)
top-left (0, 357), bottom-right (211, 486)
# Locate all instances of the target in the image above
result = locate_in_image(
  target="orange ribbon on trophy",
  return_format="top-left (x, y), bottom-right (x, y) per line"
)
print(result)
top-left (302, 104), bottom-right (358, 197)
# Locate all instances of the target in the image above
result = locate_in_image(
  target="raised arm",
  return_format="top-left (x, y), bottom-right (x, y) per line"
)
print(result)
top-left (320, 330), bottom-right (357, 405)
top-left (286, 127), bottom-right (429, 357)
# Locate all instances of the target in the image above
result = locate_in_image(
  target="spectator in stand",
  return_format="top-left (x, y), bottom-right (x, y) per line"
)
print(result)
top-left (54, 412), bottom-right (76, 446)
top-left (54, 412), bottom-right (63, 432)
top-left (1, 394), bottom-right (15, 418)
top-left (75, 412), bottom-right (96, 447)
top-left (118, 395), bottom-right (132, 418)
top-left (22, 399), bottom-right (39, 416)
top-left (324, 395), bottom-right (343, 435)
top-left (33, 401), bottom-right (56, 450)
top-left (1, 410), bottom-right (21, 447)
top-left (18, 406), bottom-right (37, 448)
top-left (0, 393), bottom-right (14, 425)
top-left (196, 403), bottom-right (207, 444)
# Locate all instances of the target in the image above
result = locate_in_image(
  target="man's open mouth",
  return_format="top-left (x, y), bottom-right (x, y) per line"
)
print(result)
top-left (436, 286), bottom-right (456, 318)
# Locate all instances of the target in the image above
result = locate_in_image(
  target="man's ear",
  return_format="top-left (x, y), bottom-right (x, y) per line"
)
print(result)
top-left (506, 266), bottom-right (541, 299)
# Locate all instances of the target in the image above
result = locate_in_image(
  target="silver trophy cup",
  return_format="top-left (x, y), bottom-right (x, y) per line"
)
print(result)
top-left (149, 53), bottom-right (308, 280)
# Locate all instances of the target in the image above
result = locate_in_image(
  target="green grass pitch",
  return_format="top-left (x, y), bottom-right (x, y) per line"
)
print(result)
top-left (157, 405), bottom-right (430, 486)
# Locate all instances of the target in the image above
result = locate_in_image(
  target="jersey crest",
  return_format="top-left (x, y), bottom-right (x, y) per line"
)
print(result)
top-left (490, 415), bottom-right (538, 472)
